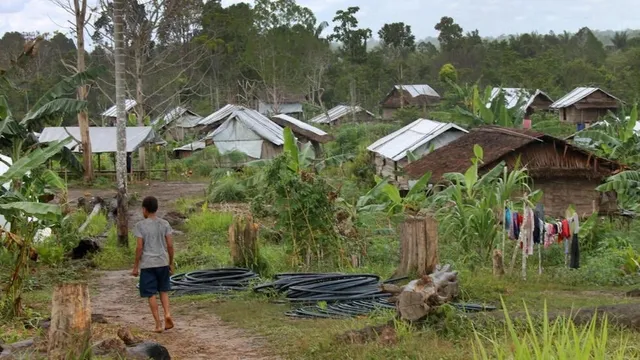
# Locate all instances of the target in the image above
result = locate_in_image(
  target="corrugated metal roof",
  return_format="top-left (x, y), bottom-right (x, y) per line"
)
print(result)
top-left (210, 107), bottom-right (285, 145)
top-left (173, 141), bottom-right (206, 152)
top-left (152, 107), bottom-right (202, 128)
top-left (367, 119), bottom-right (468, 161)
top-left (258, 101), bottom-right (303, 115)
top-left (394, 84), bottom-right (440, 98)
top-left (488, 88), bottom-right (531, 110)
top-left (309, 105), bottom-right (376, 124)
top-left (272, 114), bottom-right (328, 137)
top-left (198, 104), bottom-right (238, 126)
top-left (38, 127), bottom-right (165, 153)
top-left (101, 99), bottom-right (137, 117)
top-left (550, 87), bottom-right (621, 109)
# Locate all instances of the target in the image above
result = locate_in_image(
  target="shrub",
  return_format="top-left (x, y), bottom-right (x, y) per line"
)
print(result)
top-left (208, 173), bottom-right (246, 203)
top-left (473, 301), bottom-right (634, 359)
top-left (93, 227), bottom-right (136, 270)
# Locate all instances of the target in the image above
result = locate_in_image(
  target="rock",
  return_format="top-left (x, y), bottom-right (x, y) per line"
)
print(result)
top-left (126, 342), bottom-right (171, 360)
top-left (164, 211), bottom-right (186, 227)
top-left (93, 338), bottom-right (126, 356)
top-left (117, 327), bottom-right (142, 347)
top-left (3, 339), bottom-right (34, 351)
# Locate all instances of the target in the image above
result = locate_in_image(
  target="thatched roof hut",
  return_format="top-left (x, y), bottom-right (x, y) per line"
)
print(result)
top-left (403, 126), bottom-right (623, 217)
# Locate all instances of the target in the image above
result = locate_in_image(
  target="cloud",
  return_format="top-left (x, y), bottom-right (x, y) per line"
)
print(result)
top-left (0, 0), bottom-right (27, 14)
top-left (2, 0), bottom-right (639, 43)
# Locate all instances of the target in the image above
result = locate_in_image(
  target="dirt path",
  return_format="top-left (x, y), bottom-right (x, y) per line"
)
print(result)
top-left (77, 181), bottom-right (276, 359)
top-left (92, 270), bottom-right (276, 360)
top-left (68, 181), bottom-right (208, 225)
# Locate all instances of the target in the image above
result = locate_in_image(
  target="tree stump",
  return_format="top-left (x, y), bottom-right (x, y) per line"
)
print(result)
top-left (47, 283), bottom-right (91, 360)
top-left (382, 264), bottom-right (459, 322)
top-left (394, 215), bottom-right (439, 277)
top-left (229, 215), bottom-right (260, 269)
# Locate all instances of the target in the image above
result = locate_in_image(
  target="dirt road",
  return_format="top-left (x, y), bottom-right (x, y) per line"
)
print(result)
top-left (68, 181), bottom-right (207, 225)
top-left (74, 181), bottom-right (276, 359)
top-left (92, 271), bottom-right (275, 360)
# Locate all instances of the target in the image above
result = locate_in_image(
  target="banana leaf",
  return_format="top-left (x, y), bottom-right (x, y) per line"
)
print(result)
top-left (0, 201), bottom-right (60, 220)
top-left (0, 139), bottom-right (71, 184)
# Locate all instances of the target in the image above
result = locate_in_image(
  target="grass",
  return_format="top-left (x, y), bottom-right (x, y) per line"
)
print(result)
top-left (93, 227), bottom-right (137, 270)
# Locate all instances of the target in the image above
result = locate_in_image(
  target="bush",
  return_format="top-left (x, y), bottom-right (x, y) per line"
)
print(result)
top-left (185, 211), bottom-right (234, 244)
top-left (93, 227), bottom-right (136, 270)
top-left (208, 174), bottom-right (246, 203)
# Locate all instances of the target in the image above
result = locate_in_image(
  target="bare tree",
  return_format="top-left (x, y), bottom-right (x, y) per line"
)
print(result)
top-left (93, 0), bottom-right (206, 170)
top-left (49, 0), bottom-right (94, 181)
top-left (114, 0), bottom-right (128, 246)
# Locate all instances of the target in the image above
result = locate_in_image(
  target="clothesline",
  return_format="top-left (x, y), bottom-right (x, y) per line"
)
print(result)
top-left (504, 204), bottom-right (581, 279)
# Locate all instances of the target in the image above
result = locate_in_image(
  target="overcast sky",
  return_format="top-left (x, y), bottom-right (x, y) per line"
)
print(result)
top-left (0, 0), bottom-right (637, 42)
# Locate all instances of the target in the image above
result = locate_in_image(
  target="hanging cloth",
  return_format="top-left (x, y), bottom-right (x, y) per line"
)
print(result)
top-left (544, 223), bottom-right (556, 248)
top-left (519, 207), bottom-right (535, 256)
top-left (568, 212), bottom-right (580, 269)
top-left (534, 204), bottom-right (545, 244)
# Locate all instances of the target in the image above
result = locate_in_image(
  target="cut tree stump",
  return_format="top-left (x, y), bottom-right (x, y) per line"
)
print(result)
top-left (383, 264), bottom-right (459, 322)
top-left (229, 215), bottom-right (260, 269)
top-left (394, 215), bottom-right (439, 278)
top-left (47, 283), bottom-right (91, 360)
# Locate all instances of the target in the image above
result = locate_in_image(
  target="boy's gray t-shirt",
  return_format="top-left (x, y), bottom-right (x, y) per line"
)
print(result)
top-left (133, 218), bottom-right (172, 269)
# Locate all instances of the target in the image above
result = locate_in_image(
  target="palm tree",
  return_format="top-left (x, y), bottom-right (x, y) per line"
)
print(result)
top-left (114, 0), bottom-right (128, 246)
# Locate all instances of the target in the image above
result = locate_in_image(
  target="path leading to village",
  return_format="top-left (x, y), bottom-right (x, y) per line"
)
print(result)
top-left (69, 181), bottom-right (277, 360)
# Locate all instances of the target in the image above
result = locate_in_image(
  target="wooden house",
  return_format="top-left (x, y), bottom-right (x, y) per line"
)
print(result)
top-left (309, 105), bottom-right (376, 126)
top-left (550, 87), bottom-right (621, 126)
top-left (254, 93), bottom-right (306, 118)
top-left (380, 85), bottom-right (441, 120)
top-left (172, 140), bottom-right (205, 159)
top-left (403, 126), bottom-right (623, 217)
top-left (367, 119), bottom-right (467, 190)
top-left (271, 114), bottom-right (333, 155)
top-left (488, 88), bottom-right (554, 117)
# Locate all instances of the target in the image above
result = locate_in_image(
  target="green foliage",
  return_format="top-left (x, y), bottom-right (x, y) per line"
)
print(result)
top-left (473, 300), bottom-right (632, 360)
top-left (93, 227), bottom-right (136, 270)
top-left (208, 172), bottom-right (247, 203)
top-left (433, 146), bottom-right (539, 265)
top-left (439, 63), bottom-right (458, 84)
top-left (392, 106), bottom-right (425, 125)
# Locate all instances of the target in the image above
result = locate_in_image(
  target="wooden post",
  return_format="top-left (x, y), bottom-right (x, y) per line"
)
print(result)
top-left (48, 283), bottom-right (91, 360)
top-left (394, 215), bottom-right (439, 277)
top-left (229, 215), bottom-right (260, 270)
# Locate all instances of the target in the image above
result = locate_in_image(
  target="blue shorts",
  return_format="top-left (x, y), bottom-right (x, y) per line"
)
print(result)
top-left (139, 266), bottom-right (171, 297)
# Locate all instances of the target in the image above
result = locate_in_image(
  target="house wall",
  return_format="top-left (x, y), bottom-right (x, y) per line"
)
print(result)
top-left (533, 178), bottom-right (605, 217)
top-left (560, 106), bottom-right (613, 124)
top-left (382, 108), bottom-right (397, 120)
top-left (260, 141), bottom-right (283, 160)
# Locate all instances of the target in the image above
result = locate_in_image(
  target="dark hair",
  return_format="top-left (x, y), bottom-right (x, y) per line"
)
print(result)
top-left (142, 196), bottom-right (159, 213)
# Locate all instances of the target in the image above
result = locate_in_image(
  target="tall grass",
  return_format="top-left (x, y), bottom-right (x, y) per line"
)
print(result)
top-left (473, 300), bottom-right (634, 360)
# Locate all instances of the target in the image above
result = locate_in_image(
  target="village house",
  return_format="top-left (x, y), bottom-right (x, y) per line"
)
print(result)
top-left (488, 88), bottom-right (554, 118)
top-left (173, 140), bottom-right (206, 159)
top-left (152, 106), bottom-right (203, 141)
top-left (403, 126), bottom-right (623, 217)
top-left (254, 93), bottom-right (306, 118)
top-left (100, 99), bottom-right (137, 126)
top-left (380, 84), bottom-right (441, 120)
top-left (206, 106), bottom-right (285, 162)
top-left (309, 105), bottom-right (376, 125)
top-left (271, 113), bottom-right (333, 155)
top-left (550, 87), bottom-right (622, 128)
top-left (367, 119), bottom-right (467, 190)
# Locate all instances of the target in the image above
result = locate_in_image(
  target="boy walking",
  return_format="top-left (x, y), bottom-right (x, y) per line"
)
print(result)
top-left (131, 196), bottom-right (175, 333)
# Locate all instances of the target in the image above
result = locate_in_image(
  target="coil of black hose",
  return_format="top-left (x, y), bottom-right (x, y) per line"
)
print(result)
top-left (170, 267), bottom-right (258, 295)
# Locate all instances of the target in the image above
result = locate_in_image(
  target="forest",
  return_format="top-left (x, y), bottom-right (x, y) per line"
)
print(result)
top-left (2, 0), bottom-right (640, 123)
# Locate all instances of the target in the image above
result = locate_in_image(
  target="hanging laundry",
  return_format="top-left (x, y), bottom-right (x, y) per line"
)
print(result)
top-left (558, 219), bottom-right (570, 242)
top-left (534, 204), bottom-right (545, 244)
top-left (544, 223), bottom-right (556, 248)
top-left (519, 207), bottom-right (535, 256)
top-left (570, 234), bottom-right (580, 269)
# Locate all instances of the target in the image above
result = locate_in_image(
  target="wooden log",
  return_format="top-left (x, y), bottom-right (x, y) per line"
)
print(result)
top-left (383, 264), bottom-right (459, 322)
top-left (78, 200), bottom-right (103, 233)
top-left (493, 249), bottom-right (505, 277)
top-left (47, 283), bottom-right (91, 360)
top-left (394, 215), bottom-right (439, 277)
top-left (229, 215), bottom-right (260, 269)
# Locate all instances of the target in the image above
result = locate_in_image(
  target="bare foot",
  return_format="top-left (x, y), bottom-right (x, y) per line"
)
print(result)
top-left (164, 317), bottom-right (174, 330)
top-left (154, 322), bottom-right (164, 333)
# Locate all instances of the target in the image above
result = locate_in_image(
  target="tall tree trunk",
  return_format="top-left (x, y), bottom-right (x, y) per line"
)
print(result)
top-left (114, 0), bottom-right (129, 247)
top-left (135, 47), bottom-right (146, 171)
top-left (75, 0), bottom-right (93, 181)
